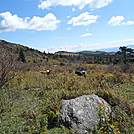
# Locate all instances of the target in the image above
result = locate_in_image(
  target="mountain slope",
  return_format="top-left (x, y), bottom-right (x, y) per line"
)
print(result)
top-left (0, 40), bottom-right (44, 57)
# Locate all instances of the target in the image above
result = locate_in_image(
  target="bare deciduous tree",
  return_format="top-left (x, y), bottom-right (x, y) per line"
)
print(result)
top-left (0, 50), bottom-right (19, 89)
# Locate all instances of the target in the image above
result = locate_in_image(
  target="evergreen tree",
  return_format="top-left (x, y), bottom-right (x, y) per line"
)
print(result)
top-left (116, 46), bottom-right (134, 64)
top-left (18, 49), bottom-right (26, 62)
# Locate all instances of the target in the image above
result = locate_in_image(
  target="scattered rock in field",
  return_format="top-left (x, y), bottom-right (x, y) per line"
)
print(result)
top-left (60, 94), bottom-right (111, 134)
top-left (33, 88), bottom-right (41, 91)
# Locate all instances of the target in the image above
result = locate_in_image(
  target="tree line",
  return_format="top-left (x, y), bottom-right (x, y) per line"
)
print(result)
top-left (48, 46), bottom-right (134, 65)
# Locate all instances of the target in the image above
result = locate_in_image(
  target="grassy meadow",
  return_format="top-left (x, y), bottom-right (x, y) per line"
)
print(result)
top-left (0, 61), bottom-right (134, 134)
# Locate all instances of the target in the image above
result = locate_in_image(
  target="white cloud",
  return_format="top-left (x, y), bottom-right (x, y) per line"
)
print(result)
top-left (72, 7), bottom-right (76, 12)
top-left (108, 16), bottom-right (124, 26)
top-left (66, 15), bottom-right (71, 19)
top-left (108, 39), bottom-right (134, 45)
top-left (39, 39), bottom-right (134, 53)
top-left (122, 21), bottom-right (134, 25)
top-left (0, 12), bottom-right (60, 32)
top-left (67, 27), bottom-right (71, 31)
top-left (90, 0), bottom-right (113, 9)
top-left (108, 16), bottom-right (134, 26)
top-left (80, 33), bottom-right (93, 37)
top-left (38, 0), bottom-right (113, 10)
top-left (67, 12), bottom-right (99, 26)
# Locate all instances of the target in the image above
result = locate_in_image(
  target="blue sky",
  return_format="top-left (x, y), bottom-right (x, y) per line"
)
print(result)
top-left (0, 0), bottom-right (134, 53)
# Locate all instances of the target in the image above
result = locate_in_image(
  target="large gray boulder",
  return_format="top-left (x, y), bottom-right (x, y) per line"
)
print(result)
top-left (60, 94), bottom-right (111, 134)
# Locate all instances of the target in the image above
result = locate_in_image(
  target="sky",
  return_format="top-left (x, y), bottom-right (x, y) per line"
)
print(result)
top-left (0, 0), bottom-right (134, 53)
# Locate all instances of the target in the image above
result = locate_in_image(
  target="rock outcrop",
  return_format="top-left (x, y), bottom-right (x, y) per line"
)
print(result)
top-left (60, 94), bottom-right (111, 134)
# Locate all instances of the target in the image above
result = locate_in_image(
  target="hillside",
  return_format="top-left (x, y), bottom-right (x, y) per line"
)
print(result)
top-left (0, 40), bottom-right (116, 57)
top-left (0, 40), bottom-right (46, 63)
top-left (0, 40), bottom-right (133, 65)
top-left (55, 51), bottom-right (79, 56)
top-left (0, 40), bottom-right (117, 64)
top-left (0, 40), bottom-right (44, 57)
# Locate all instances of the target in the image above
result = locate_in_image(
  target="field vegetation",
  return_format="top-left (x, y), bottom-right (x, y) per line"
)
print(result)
top-left (0, 41), bottom-right (134, 133)
top-left (0, 62), bottom-right (134, 133)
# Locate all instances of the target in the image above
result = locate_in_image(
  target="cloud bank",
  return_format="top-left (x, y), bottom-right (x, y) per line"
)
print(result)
top-left (0, 12), bottom-right (60, 32)
top-left (39, 39), bottom-right (134, 53)
top-left (38, 0), bottom-right (113, 10)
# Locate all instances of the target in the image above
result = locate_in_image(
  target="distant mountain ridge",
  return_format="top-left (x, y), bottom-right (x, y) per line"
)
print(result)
top-left (78, 51), bottom-right (115, 55)
top-left (77, 45), bottom-right (134, 55)
top-left (93, 45), bottom-right (134, 52)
